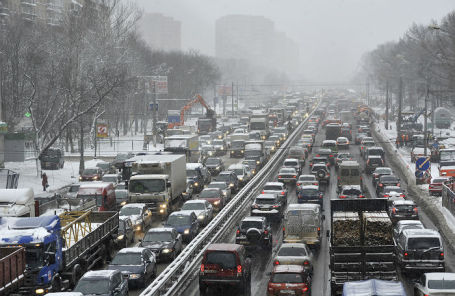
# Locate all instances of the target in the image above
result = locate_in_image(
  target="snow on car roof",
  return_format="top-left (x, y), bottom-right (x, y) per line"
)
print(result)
top-left (256, 193), bottom-right (277, 199)
top-left (242, 216), bottom-right (265, 222)
top-left (300, 185), bottom-right (319, 190)
top-left (121, 203), bottom-right (146, 209)
top-left (228, 163), bottom-right (245, 169)
top-left (186, 163), bottom-right (203, 169)
top-left (264, 182), bottom-right (284, 186)
top-left (118, 247), bottom-right (146, 254)
top-left (82, 270), bottom-right (118, 278)
top-left (147, 227), bottom-right (175, 233)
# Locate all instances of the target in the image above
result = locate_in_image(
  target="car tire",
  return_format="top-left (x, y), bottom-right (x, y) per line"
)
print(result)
top-left (199, 283), bottom-right (207, 296)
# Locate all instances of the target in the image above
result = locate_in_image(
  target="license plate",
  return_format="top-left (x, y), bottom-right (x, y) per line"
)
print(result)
top-left (281, 290), bottom-right (295, 295)
top-left (203, 270), bottom-right (218, 273)
top-left (238, 241), bottom-right (249, 245)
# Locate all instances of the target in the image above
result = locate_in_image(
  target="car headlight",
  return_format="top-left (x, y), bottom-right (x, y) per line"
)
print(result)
top-left (256, 160), bottom-right (260, 164)
top-left (162, 248), bottom-right (172, 253)
top-left (160, 204), bottom-right (167, 209)
top-left (252, 170), bottom-right (256, 174)
top-left (262, 136), bottom-right (266, 140)
top-left (216, 166), bottom-right (220, 170)
top-left (221, 147), bottom-right (224, 150)
top-left (184, 229), bottom-right (190, 234)
top-left (241, 150), bottom-right (244, 153)
top-left (35, 288), bottom-right (45, 295)
top-left (117, 234), bottom-right (125, 240)
top-left (93, 176), bottom-right (98, 180)
top-left (120, 201), bottom-right (127, 206)
top-left (208, 152), bottom-right (213, 155)
top-left (79, 176), bottom-right (83, 181)
top-left (135, 224), bottom-right (142, 231)
top-left (271, 147), bottom-right (275, 151)
top-left (129, 274), bottom-right (141, 279)
top-left (214, 200), bottom-right (220, 205)
top-left (194, 182), bottom-right (199, 187)
top-left (218, 135), bottom-right (222, 139)
top-left (198, 214), bottom-right (205, 220)
top-left (239, 177), bottom-right (243, 181)
top-left (229, 183), bottom-right (234, 188)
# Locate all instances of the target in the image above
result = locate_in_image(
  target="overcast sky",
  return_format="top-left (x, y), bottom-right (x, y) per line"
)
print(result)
top-left (135, 0), bottom-right (455, 82)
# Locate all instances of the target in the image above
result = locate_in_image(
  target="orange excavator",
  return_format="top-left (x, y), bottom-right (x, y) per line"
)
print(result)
top-left (168, 94), bottom-right (216, 131)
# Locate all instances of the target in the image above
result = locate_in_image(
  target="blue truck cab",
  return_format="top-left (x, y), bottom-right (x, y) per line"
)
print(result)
top-left (0, 211), bottom-right (119, 295)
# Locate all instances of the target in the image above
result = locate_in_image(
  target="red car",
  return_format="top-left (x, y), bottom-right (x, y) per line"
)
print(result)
top-left (429, 177), bottom-right (449, 195)
top-left (267, 265), bottom-right (311, 296)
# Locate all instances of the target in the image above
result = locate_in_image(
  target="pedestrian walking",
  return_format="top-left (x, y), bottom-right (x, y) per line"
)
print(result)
top-left (405, 134), bottom-right (409, 147)
top-left (42, 172), bottom-right (48, 191)
top-left (396, 137), bottom-right (400, 149)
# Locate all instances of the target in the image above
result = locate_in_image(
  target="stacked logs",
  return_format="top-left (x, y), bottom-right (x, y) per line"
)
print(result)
top-left (333, 212), bottom-right (361, 246)
top-left (363, 212), bottom-right (393, 246)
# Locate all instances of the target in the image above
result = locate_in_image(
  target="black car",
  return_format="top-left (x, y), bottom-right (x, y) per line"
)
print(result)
top-left (116, 217), bottom-right (135, 248)
top-left (107, 247), bottom-right (156, 288)
top-left (376, 174), bottom-right (400, 195)
top-left (297, 185), bottom-right (323, 204)
top-left (372, 167), bottom-right (393, 186)
top-left (250, 193), bottom-right (283, 221)
top-left (215, 171), bottom-right (240, 193)
top-left (316, 148), bottom-right (336, 165)
top-left (365, 155), bottom-right (384, 174)
top-left (113, 152), bottom-right (135, 169)
top-left (140, 227), bottom-right (183, 262)
top-left (205, 157), bottom-right (224, 176)
top-left (235, 216), bottom-right (272, 251)
top-left (74, 270), bottom-right (128, 295)
top-left (310, 163), bottom-right (330, 184)
top-left (309, 156), bottom-right (329, 168)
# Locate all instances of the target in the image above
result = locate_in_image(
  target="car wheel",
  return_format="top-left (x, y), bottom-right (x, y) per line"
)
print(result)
top-left (199, 283), bottom-right (207, 296)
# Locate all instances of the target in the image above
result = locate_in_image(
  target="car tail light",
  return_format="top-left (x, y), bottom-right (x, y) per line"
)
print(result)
top-left (366, 160), bottom-right (370, 165)
top-left (237, 265), bottom-right (242, 274)
top-left (313, 182), bottom-right (318, 185)
top-left (281, 191), bottom-right (285, 195)
top-left (339, 195), bottom-right (346, 199)
top-left (274, 260), bottom-right (280, 265)
top-left (316, 154), bottom-right (320, 157)
top-left (414, 207), bottom-right (418, 214)
top-left (278, 176), bottom-right (282, 178)
top-left (397, 183), bottom-right (400, 186)
top-left (327, 173), bottom-right (330, 176)
top-left (379, 183), bottom-right (383, 187)
top-left (392, 208), bottom-right (397, 214)
top-left (297, 182), bottom-right (301, 186)
top-left (261, 191), bottom-right (265, 194)
top-left (264, 230), bottom-right (268, 235)
top-left (329, 155), bottom-right (333, 158)
top-left (303, 260), bottom-right (310, 265)
top-left (272, 205), bottom-right (279, 208)
top-left (293, 175), bottom-right (297, 178)
top-left (404, 252), bottom-right (408, 257)
top-left (236, 229), bottom-right (240, 235)
top-left (200, 264), bottom-right (205, 272)
top-left (337, 176), bottom-right (340, 180)
top-left (383, 194), bottom-right (390, 198)
top-left (359, 195), bottom-right (365, 198)
top-left (373, 174), bottom-right (378, 178)
top-left (440, 252), bottom-right (445, 259)
top-left (400, 194), bottom-right (406, 197)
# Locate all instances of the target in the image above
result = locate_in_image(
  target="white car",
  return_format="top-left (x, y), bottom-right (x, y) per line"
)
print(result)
top-left (414, 272), bottom-right (455, 296)
top-left (119, 203), bottom-right (152, 233)
top-left (181, 199), bottom-right (214, 226)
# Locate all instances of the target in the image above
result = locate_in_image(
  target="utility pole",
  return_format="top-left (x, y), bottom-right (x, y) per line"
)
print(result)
top-left (385, 81), bottom-right (389, 130)
top-left (424, 82), bottom-right (429, 156)
top-left (152, 80), bottom-right (157, 148)
top-left (366, 79), bottom-right (370, 105)
top-left (231, 82), bottom-right (234, 117)
top-left (397, 77), bottom-right (403, 138)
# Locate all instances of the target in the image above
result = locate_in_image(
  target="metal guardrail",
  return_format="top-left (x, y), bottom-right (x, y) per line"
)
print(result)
top-left (442, 182), bottom-right (455, 215)
top-left (140, 102), bottom-right (320, 296)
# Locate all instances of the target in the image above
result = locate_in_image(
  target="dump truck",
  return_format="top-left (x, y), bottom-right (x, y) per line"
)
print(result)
top-left (329, 199), bottom-right (396, 295)
top-left (0, 247), bottom-right (25, 296)
top-left (0, 210), bottom-right (118, 295)
top-left (128, 154), bottom-right (186, 217)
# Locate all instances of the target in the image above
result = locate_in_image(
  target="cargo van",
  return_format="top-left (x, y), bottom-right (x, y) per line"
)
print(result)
top-left (0, 188), bottom-right (35, 217)
top-left (283, 203), bottom-right (323, 248)
top-left (337, 161), bottom-right (361, 191)
top-left (77, 182), bottom-right (116, 211)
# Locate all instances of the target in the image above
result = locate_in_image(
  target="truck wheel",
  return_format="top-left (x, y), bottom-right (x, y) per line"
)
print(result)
top-left (199, 283), bottom-right (207, 296)
top-left (51, 276), bottom-right (62, 292)
top-left (71, 264), bottom-right (83, 288)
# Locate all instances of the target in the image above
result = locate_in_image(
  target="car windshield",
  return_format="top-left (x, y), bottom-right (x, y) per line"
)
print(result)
top-left (200, 190), bottom-right (220, 198)
top-left (264, 185), bottom-right (283, 191)
top-left (186, 170), bottom-right (198, 177)
top-left (312, 165), bottom-right (326, 171)
top-left (233, 169), bottom-right (244, 175)
top-left (75, 278), bottom-right (110, 294)
top-left (280, 168), bottom-right (295, 174)
top-left (144, 231), bottom-right (173, 242)
top-left (68, 185), bottom-right (80, 193)
top-left (115, 153), bottom-right (130, 161)
top-left (82, 169), bottom-right (97, 175)
top-left (271, 273), bottom-right (303, 284)
top-left (375, 168), bottom-right (391, 174)
top-left (255, 198), bottom-right (275, 205)
top-left (129, 179), bottom-right (165, 193)
top-left (102, 176), bottom-right (117, 183)
top-left (342, 188), bottom-right (361, 195)
top-left (299, 176), bottom-right (314, 181)
top-left (206, 158), bottom-right (220, 165)
top-left (111, 252), bottom-right (142, 265)
top-left (182, 202), bottom-right (205, 211)
top-left (278, 246), bottom-right (308, 257)
top-left (384, 188), bottom-right (403, 193)
top-left (407, 237), bottom-right (440, 250)
top-left (208, 183), bottom-right (226, 190)
top-left (265, 141), bottom-right (275, 146)
top-left (213, 140), bottom-right (224, 145)
top-left (428, 279), bottom-right (455, 289)
top-left (440, 150), bottom-right (455, 161)
top-left (119, 206), bottom-right (142, 216)
top-left (216, 174), bottom-right (231, 182)
top-left (241, 220), bottom-right (262, 230)
top-left (167, 215), bottom-right (191, 226)
top-left (205, 251), bottom-right (236, 269)
top-left (97, 163), bottom-right (110, 169)
top-left (284, 161), bottom-right (298, 167)
top-left (382, 176), bottom-right (399, 182)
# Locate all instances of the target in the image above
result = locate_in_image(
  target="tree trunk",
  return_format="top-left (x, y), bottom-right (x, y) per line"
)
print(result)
top-left (79, 121), bottom-right (85, 175)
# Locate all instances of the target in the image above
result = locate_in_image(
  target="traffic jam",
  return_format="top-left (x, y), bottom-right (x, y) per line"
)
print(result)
top-left (1, 93), bottom-right (454, 296)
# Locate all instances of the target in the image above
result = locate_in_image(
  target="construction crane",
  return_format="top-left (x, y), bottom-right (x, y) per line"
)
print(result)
top-left (168, 94), bottom-right (216, 129)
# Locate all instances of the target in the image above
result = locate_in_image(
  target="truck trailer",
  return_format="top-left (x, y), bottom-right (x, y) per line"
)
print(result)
top-left (0, 247), bottom-right (25, 296)
top-left (128, 154), bottom-right (186, 217)
top-left (0, 210), bottom-right (118, 295)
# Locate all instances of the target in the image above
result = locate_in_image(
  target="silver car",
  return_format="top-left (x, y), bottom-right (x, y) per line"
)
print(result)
top-left (181, 199), bottom-right (214, 226)
top-left (207, 181), bottom-right (232, 201)
top-left (273, 243), bottom-right (314, 273)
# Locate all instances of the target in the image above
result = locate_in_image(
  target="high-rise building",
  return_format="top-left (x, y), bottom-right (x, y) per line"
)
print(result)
top-left (215, 15), bottom-right (299, 74)
top-left (139, 13), bottom-right (181, 52)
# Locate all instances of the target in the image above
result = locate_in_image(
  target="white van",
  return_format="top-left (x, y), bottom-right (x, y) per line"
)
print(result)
top-left (283, 203), bottom-right (322, 248)
top-left (0, 188), bottom-right (35, 217)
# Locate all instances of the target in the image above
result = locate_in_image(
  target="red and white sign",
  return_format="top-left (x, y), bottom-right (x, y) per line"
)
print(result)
top-left (96, 123), bottom-right (108, 138)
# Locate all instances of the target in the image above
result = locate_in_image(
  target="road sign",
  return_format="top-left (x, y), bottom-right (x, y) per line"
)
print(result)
top-left (416, 157), bottom-right (430, 171)
top-left (138, 76), bottom-right (168, 94)
top-left (149, 103), bottom-right (159, 111)
top-left (96, 123), bottom-right (108, 138)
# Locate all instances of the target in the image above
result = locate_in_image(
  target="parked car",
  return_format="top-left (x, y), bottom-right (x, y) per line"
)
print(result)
top-left (414, 272), bottom-right (455, 296)
top-left (267, 265), bottom-right (311, 296)
top-left (119, 203), bottom-right (152, 233)
top-left (116, 217), bottom-right (135, 247)
top-left (140, 227), bottom-right (183, 262)
top-left (181, 199), bottom-right (214, 226)
top-left (79, 167), bottom-right (103, 181)
top-left (199, 243), bottom-right (252, 296)
top-left (73, 270), bottom-right (128, 296)
top-left (207, 181), bottom-right (232, 202)
top-left (273, 243), bottom-right (314, 274)
top-left (164, 210), bottom-right (199, 242)
top-left (107, 247), bottom-right (157, 287)
top-left (235, 216), bottom-right (273, 250)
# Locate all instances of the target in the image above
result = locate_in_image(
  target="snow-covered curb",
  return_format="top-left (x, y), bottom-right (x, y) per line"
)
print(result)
top-left (372, 122), bottom-right (455, 256)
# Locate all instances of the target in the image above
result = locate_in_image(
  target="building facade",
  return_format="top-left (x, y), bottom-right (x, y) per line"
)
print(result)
top-left (139, 13), bottom-right (181, 52)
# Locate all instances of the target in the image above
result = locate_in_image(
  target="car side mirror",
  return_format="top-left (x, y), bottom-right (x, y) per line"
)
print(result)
top-left (326, 230), bottom-right (330, 238)
top-left (322, 214), bottom-right (326, 221)
top-left (177, 234), bottom-right (182, 240)
top-left (45, 252), bottom-right (56, 265)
